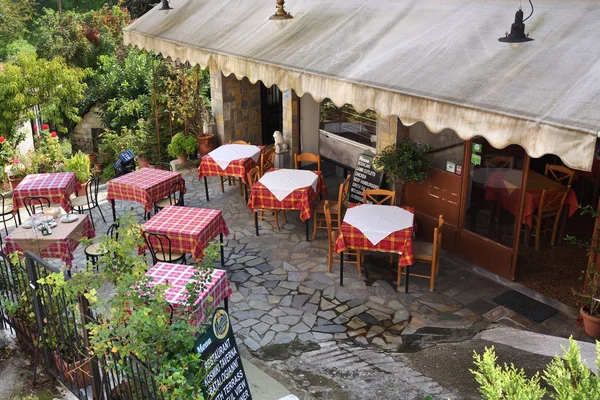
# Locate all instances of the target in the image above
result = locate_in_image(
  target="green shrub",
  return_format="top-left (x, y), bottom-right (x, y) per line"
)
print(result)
top-left (374, 139), bottom-right (432, 184)
top-left (167, 132), bottom-right (197, 158)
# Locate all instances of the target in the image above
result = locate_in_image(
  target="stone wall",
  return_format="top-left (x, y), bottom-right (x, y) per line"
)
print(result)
top-left (282, 90), bottom-right (300, 168)
top-left (376, 115), bottom-right (403, 153)
top-left (210, 71), bottom-right (262, 146)
top-left (71, 106), bottom-right (103, 153)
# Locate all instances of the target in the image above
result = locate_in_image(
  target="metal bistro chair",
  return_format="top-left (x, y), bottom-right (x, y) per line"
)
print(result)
top-left (85, 222), bottom-right (119, 271)
top-left (312, 174), bottom-right (351, 239)
top-left (154, 179), bottom-right (185, 215)
top-left (0, 193), bottom-right (17, 235)
top-left (294, 153), bottom-right (322, 172)
top-left (247, 166), bottom-right (286, 231)
top-left (143, 231), bottom-right (186, 265)
top-left (71, 176), bottom-right (106, 231)
top-left (23, 196), bottom-right (51, 216)
top-left (155, 162), bottom-right (173, 172)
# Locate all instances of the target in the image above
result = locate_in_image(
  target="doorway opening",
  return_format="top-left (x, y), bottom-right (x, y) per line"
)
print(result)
top-left (260, 83), bottom-right (282, 145)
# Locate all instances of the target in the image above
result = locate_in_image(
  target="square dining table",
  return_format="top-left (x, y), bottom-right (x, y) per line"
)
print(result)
top-left (4, 214), bottom-right (95, 269)
top-left (145, 262), bottom-right (232, 324)
top-left (107, 168), bottom-right (185, 221)
top-left (12, 172), bottom-right (81, 223)
top-left (246, 168), bottom-right (327, 241)
top-left (143, 205), bottom-right (230, 265)
top-left (334, 204), bottom-right (415, 292)
top-left (197, 143), bottom-right (264, 201)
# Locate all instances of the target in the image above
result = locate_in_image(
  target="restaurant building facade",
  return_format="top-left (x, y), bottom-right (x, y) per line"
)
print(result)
top-left (124, 0), bottom-right (600, 281)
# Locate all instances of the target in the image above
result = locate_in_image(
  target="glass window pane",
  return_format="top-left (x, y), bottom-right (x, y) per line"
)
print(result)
top-left (465, 137), bottom-right (526, 247)
top-left (319, 98), bottom-right (376, 147)
top-left (408, 122), bottom-right (464, 171)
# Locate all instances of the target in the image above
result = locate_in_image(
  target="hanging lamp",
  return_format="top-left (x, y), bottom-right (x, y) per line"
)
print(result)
top-left (159, 0), bottom-right (173, 14)
top-left (270, 0), bottom-right (293, 30)
top-left (498, 0), bottom-right (534, 49)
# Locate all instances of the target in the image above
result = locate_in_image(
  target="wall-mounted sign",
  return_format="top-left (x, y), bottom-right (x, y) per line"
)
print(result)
top-left (471, 154), bottom-right (481, 165)
top-left (195, 308), bottom-right (252, 400)
top-left (472, 143), bottom-right (483, 153)
top-left (349, 152), bottom-right (385, 203)
top-left (446, 161), bottom-right (456, 173)
top-left (456, 165), bottom-right (462, 176)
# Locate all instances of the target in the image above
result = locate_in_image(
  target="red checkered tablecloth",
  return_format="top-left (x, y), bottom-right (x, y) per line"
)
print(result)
top-left (247, 170), bottom-right (327, 221)
top-left (143, 206), bottom-right (230, 261)
top-left (145, 262), bottom-right (232, 324)
top-left (197, 144), bottom-right (265, 185)
top-left (334, 205), bottom-right (415, 267)
top-left (107, 168), bottom-right (185, 212)
top-left (4, 214), bottom-right (95, 268)
top-left (12, 173), bottom-right (81, 213)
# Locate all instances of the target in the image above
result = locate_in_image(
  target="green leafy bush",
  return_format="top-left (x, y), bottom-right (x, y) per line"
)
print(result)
top-left (167, 133), bottom-right (197, 158)
top-left (64, 150), bottom-right (92, 183)
top-left (375, 139), bottom-right (432, 184)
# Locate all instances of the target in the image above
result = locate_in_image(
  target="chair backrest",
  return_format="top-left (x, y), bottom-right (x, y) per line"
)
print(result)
top-left (106, 222), bottom-right (119, 241)
top-left (0, 193), bottom-right (6, 212)
top-left (432, 215), bottom-right (444, 267)
top-left (247, 166), bottom-right (261, 190)
top-left (230, 140), bottom-right (250, 145)
top-left (23, 196), bottom-right (51, 216)
top-left (538, 186), bottom-right (570, 215)
top-left (294, 153), bottom-right (321, 171)
top-left (155, 162), bottom-right (172, 172)
top-left (336, 174), bottom-right (351, 224)
top-left (83, 176), bottom-right (101, 206)
top-left (324, 200), bottom-right (334, 249)
top-left (261, 148), bottom-right (275, 176)
top-left (168, 179), bottom-right (186, 206)
top-left (143, 231), bottom-right (174, 264)
top-left (363, 189), bottom-right (396, 205)
top-left (484, 156), bottom-right (514, 169)
top-left (545, 164), bottom-right (575, 186)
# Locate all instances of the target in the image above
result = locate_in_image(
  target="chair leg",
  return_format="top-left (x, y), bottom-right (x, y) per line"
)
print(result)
top-left (312, 212), bottom-right (319, 239)
top-left (239, 178), bottom-right (244, 196)
top-left (3, 217), bottom-right (8, 236)
top-left (356, 250), bottom-right (362, 275)
top-left (328, 245), bottom-right (333, 273)
top-left (88, 208), bottom-right (95, 231)
top-left (282, 211), bottom-right (287, 223)
top-left (97, 204), bottom-right (106, 222)
top-left (274, 211), bottom-right (281, 231)
top-left (429, 261), bottom-right (436, 292)
top-left (389, 253), bottom-right (393, 265)
top-left (397, 265), bottom-right (402, 288)
top-left (220, 177), bottom-right (225, 193)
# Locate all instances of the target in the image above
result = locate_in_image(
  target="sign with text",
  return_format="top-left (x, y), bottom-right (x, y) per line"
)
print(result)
top-left (349, 152), bottom-right (385, 204)
top-left (195, 308), bottom-right (252, 400)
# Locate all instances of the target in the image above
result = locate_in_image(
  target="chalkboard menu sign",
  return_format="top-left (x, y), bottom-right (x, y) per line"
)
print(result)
top-left (349, 151), bottom-right (385, 203)
top-left (195, 308), bottom-right (252, 400)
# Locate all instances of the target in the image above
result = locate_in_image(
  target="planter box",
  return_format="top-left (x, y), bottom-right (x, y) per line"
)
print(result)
top-left (53, 352), bottom-right (93, 387)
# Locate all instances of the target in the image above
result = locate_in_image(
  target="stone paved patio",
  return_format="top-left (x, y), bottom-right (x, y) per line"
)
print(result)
top-left (2, 166), bottom-right (591, 398)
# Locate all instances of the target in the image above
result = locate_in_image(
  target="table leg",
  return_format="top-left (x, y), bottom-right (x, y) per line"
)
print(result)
top-left (110, 199), bottom-right (117, 222)
top-left (254, 211), bottom-right (259, 236)
top-left (220, 233), bottom-right (225, 266)
top-left (340, 252), bottom-right (344, 286)
top-left (305, 219), bottom-right (309, 242)
top-left (204, 176), bottom-right (209, 202)
top-left (404, 266), bottom-right (410, 293)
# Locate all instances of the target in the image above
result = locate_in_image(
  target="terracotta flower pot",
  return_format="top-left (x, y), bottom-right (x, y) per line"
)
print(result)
top-left (88, 153), bottom-right (98, 164)
top-left (8, 176), bottom-right (25, 192)
top-left (198, 133), bottom-right (215, 155)
top-left (137, 156), bottom-right (150, 168)
top-left (53, 352), bottom-right (93, 387)
top-left (580, 306), bottom-right (600, 338)
top-left (177, 153), bottom-right (188, 164)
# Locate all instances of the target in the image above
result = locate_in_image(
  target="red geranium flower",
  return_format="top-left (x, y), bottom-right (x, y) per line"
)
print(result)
top-left (0, 136), bottom-right (5, 144)
top-left (33, 126), bottom-right (38, 132)
top-left (42, 124), bottom-right (49, 130)
top-left (51, 131), bottom-right (57, 138)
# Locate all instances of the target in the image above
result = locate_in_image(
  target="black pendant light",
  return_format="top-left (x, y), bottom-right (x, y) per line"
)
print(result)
top-left (499, 0), bottom-right (534, 49)
top-left (159, 0), bottom-right (173, 14)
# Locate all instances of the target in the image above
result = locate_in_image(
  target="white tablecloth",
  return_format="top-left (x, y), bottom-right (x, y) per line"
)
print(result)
top-left (343, 204), bottom-right (414, 245)
top-left (259, 169), bottom-right (319, 201)
top-left (208, 144), bottom-right (262, 171)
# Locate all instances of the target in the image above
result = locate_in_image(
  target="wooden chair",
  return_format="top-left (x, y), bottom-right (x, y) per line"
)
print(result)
top-left (247, 166), bottom-right (286, 231)
top-left (260, 147), bottom-right (276, 176)
top-left (294, 153), bottom-right (321, 171)
top-left (143, 231), bottom-right (186, 265)
top-left (324, 200), bottom-right (361, 274)
top-left (363, 189), bottom-right (396, 205)
top-left (545, 164), bottom-right (575, 186)
top-left (312, 175), bottom-right (350, 239)
top-left (220, 141), bottom-right (251, 194)
top-left (529, 185), bottom-right (570, 250)
top-left (484, 156), bottom-right (514, 169)
top-left (400, 215), bottom-right (444, 292)
top-left (153, 179), bottom-right (185, 214)
top-left (71, 176), bottom-right (106, 231)
top-left (23, 196), bottom-right (51, 216)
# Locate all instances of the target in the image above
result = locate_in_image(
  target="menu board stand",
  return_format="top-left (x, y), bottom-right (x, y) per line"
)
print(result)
top-left (349, 151), bottom-right (385, 203)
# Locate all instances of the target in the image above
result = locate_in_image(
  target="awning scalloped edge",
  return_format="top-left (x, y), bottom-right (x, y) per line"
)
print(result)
top-left (123, 30), bottom-right (596, 171)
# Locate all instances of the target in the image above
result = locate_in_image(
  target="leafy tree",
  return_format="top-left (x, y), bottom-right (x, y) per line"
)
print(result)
top-left (0, 0), bottom-right (35, 45)
top-left (0, 53), bottom-right (89, 139)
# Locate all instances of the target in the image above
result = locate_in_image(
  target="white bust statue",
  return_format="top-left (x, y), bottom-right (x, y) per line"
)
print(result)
top-left (273, 131), bottom-right (289, 154)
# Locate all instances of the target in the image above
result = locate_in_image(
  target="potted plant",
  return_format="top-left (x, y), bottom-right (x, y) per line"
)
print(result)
top-left (88, 151), bottom-right (98, 164)
top-left (167, 132), bottom-right (197, 164)
top-left (64, 150), bottom-right (92, 184)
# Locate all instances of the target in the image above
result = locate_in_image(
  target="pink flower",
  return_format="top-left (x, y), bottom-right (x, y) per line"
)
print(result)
top-left (0, 136), bottom-right (5, 144)
top-left (42, 124), bottom-right (49, 130)
top-left (51, 131), bottom-right (57, 138)
top-left (13, 158), bottom-right (20, 164)
top-left (33, 126), bottom-right (38, 132)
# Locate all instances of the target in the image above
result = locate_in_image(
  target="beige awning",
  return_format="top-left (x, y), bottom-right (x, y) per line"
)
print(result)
top-left (124, 0), bottom-right (600, 171)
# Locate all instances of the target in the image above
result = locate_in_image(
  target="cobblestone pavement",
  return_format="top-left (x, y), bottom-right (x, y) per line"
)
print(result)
top-left (1, 166), bottom-right (590, 399)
